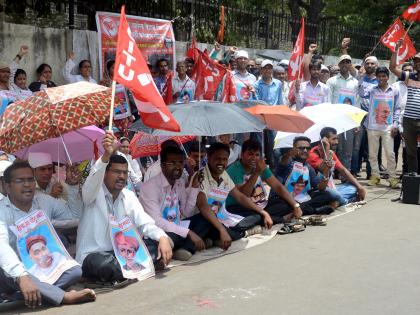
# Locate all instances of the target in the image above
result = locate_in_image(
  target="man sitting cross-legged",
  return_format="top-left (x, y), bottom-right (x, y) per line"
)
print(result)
top-left (273, 136), bottom-right (339, 215)
top-left (0, 161), bottom-right (95, 309)
top-left (140, 146), bottom-right (211, 261)
top-left (226, 139), bottom-right (302, 224)
top-left (76, 131), bottom-right (172, 284)
top-left (307, 127), bottom-right (366, 206)
top-left (193, 143), bottom-right (274, 250)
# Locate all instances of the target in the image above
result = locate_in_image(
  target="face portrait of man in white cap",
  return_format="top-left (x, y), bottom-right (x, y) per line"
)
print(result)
top-left (28, 152), bottom-right (54, 190)
top-left (235, 50), bottom-right (250, 73)
top-left (364, 56), bottom-right (378, 76)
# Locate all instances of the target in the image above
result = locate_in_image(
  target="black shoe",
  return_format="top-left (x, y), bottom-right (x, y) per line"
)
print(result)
top-left (314, 205), bottom-right (335, 215)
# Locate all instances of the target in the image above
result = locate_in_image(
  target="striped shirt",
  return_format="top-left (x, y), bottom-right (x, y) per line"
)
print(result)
top-left (400, 72), bottom-right (420, 119)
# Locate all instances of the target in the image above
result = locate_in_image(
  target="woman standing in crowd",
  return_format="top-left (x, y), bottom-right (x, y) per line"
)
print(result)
top-left (63, 52), bottom-right (97, 84)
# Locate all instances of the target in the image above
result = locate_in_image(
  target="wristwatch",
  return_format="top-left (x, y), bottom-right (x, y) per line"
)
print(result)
top-left (294, 203), bottom-right (300, 208)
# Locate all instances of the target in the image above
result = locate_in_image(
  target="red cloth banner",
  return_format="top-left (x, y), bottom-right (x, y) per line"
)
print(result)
top-left (96, 10), bottom-right (176, 79)
top-left (288, 18), bottom-right (305, 82)
top-left (381, 18), bottom-right (417, 65)
top-left (114, 6), bottom-right (180, 132)
top-left (192, 48), bottom-right (227, 100)
top-left (402, 1), bottom-right (420, 22)
top-left (221, 70), bottom-right (238, 103)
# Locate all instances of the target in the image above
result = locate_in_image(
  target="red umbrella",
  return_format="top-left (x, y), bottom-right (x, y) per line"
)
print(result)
top-left (129, 132), bottom-right (195, 159)
top-left (0, 82), bottom-right (118, 153)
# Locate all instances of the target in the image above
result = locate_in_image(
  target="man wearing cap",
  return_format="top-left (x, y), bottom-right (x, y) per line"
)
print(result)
top-left (320, 64), bottom-right (330, 84)
top-left (295, 62), bottom-right (329, 110)
top-left (390, 40), bottom-right (420, 175)
top-left (233, 50), bottom-right (257, 101)
top-left (326, 54), bottom-right (360, 171)
top-left (0, 161), bottom-right (94, 308)
top-left (28, 152), bottom-right (68, 201)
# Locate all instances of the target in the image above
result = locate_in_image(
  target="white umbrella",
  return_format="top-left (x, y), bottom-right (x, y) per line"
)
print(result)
top-left (274, 103), bottom-right (367, 148)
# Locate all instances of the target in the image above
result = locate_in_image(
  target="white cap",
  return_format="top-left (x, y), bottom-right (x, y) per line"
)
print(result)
top-left (235, 50), bottom-right (249, 59)
top-left (338, 54), bottom-right (352, 64)
top-left (0, 160), bottom-right (12, 177)
top-left (28, 152), bottom-right (53, 169)
top-left (321, 64), bottom-right (329, 72)
top-left (364, 56), bottom-right (378, 65)
top-left (279, 59), bottom-right (289, 66)
top-left (255, 58), bottom-right (263, 65)
top-left (261, 59), bottom-right (274, 68)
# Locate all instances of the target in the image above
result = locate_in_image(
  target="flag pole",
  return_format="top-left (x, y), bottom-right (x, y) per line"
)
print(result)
top-left (108, 80), bottom-right (117, 131)
top-left (402, 21), bottom-right (414, 40)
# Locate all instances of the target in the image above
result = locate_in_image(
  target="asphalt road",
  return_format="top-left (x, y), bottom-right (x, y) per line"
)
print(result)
top-left (5, 183), bottom-right (420, 315)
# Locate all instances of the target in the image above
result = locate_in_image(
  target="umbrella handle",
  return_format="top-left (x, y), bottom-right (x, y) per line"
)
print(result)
top-left (59, 133), bottom-right (73, 166)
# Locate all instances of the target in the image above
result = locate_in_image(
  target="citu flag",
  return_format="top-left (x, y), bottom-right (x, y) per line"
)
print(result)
top-left (381, 18), bottom-right (417, 65)
top-left (113, 6), bottom-right (180, 132)
top-left (162, 72), bottom-right (173, 105)
top-left (402, 0), bottom-right (420, 22)
top-left (221, 68), bottom-right (238, 103)
top-left (288, 18), bottom-right (305, 82)
top-left (192, 48), bottom-right (227, 100)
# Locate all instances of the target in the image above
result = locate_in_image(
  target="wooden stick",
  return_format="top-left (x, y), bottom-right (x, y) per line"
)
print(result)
top-left (108, 80), bottom-right (117, 131)
top-left (402, 21), bottom-right (414, 40)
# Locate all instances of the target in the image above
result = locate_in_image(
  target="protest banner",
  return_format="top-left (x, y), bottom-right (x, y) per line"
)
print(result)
top-left (10, 210), bottom-right (79, 285)
top-left (109, 215), bottom-right (154, 280)
top-left (96, 11), bottom-right (176, 80)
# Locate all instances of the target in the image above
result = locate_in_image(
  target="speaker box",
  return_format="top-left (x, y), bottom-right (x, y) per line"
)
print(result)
top-left (402, 174), bottom-right (420, 205)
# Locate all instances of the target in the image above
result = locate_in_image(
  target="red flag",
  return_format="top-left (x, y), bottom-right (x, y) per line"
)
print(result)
top-left (186, 37), bottom-right (198, 60)
top-left (192, 48), bottom-right (227, 100)
top-left (288, 80), bottom-right (296, 105)
top-left (402, 1), bottom-right (420, 22)
top-left (113, 6), bottom-right (180, 132)
top-left (381, 18), bottom-right (417, 65)
top-left (162, 72), bottom-right (173, 105)
top-left (288, 18), bottom-right (305, 81)
top-left (221, 69), bottom-right (238, 103)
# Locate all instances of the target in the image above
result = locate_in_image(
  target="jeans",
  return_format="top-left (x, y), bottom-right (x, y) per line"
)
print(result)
top-left (326, 183), bottom-right (357, 206)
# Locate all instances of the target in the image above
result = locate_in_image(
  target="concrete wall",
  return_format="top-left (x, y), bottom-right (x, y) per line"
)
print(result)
top-left (0, 21), bottom-right (390, 86)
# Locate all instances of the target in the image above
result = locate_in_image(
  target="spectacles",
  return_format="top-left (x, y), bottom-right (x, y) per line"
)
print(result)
top-left (10, 177), bottom-right (36, 184)
top-left (163, 161), bottom-right (184, 167)
top-left (108, 169), bottom-right (130, 176)
top-left (297, 146), bottom-right (311, 151)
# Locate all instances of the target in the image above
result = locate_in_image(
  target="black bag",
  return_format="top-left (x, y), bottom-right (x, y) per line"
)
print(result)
top-left (402, 174), bottom-right (420, 205)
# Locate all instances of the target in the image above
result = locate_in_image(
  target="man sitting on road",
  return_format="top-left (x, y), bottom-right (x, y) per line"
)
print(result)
top-left (307, 127), bottom-right (366, 206)
top-left (273, 136), bottom-right (339, 215)
top-left (193, 143), bottom-right (274, 250)
top-left (226, 139), bottom-right (302, 223)
top-left (140, 146), bottom-right (210, 261)
top-left (0, 161), bottom-right (94, 308)
top-left (76, 132), bottom-right (172, 283)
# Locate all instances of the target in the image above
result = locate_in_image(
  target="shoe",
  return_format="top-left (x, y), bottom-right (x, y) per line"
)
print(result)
top-left (173, 249), bottom-right (193, 261)
top-left (244, 225), bottom-right (263, 237)
top-left (368, 175), bottom-right (380, 186)
top-left (314, 205), bottom-right (335, 215)
top-left (380, 173), bottom-right (389, 180)
top-left (204, 238), bottom-right (213, 249)
top-left (388, 177), bottom-right (400, 189)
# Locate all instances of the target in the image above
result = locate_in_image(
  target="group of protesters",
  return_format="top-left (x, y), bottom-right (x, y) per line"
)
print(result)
top-left (0, 32), bottom-right (419, 310)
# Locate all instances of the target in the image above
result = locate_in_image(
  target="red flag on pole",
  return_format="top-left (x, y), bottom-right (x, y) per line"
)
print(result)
top-left (402, 1), bottom-right (420, 22)
top-left (216, 6), bottom-right (225, 43)
top-left (381, 18), bottom-right (417, 65)
top-left (186, 37), bottom-right (198, 61)
top-left (162, 72), bottom-right (173, 105)
top-left (113, 6), bottom-right (180, 132)
top-left (288, 18), bottom-right (305, 82)
top-left (221, 69), bottom-right (238, 103)
top-left (192, 48), bottom-right (227, 100)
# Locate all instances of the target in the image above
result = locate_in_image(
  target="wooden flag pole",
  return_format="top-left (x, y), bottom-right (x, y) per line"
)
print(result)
top-left (402, 21), bottom-right (414, 40)
top-left (108, 80), bottom-right (117, 131)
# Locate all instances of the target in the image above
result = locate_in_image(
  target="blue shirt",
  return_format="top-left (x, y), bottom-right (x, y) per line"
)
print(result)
top-left (253, 78), bottom-right (283, 105)
top-left (358, 75), bottom-right (378, 111)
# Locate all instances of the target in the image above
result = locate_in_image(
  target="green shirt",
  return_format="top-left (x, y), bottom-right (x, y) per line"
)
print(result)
top-left (226, 160), bottom-right (272, 207)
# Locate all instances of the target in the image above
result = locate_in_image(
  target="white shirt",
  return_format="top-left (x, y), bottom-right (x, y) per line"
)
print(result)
top-left (75, 158), bottom-right (166, 264)
top-left (0, 189), bottom-right (82, 278)
top-left (63, 59), bottom-right (97, 84)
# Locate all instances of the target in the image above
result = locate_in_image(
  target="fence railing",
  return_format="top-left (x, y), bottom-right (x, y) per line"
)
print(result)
top-left (2, 0), bottom-right (417, 60)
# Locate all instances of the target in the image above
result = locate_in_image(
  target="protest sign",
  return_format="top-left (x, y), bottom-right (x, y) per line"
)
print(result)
top-left (10, 210), bottom-right (79, 285)
top-left (109, 215), bottom-right (154, 280)
top-left (285, 162), bottom-right (311, 203)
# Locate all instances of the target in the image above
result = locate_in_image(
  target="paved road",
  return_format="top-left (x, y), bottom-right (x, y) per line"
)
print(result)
top-left (7, 184), bottom-right (420, 315)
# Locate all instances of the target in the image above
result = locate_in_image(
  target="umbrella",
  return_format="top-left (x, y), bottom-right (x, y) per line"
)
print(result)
top-left (13, 126), bottom-right (105, 163)
top-left (0, 81), bottom-right (116, 153)
top-left (244, 105), bottom-right (314, 133)
top-left (152, 101), bottom-right (265, 136)
top-left (129, 132), bottom-right (195, 159)
top-left (274, 103), bottom-right (367, 148)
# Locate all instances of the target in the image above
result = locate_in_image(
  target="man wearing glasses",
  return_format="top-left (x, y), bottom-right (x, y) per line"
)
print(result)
top-left (274, 136), bottom-right (339, 215)
top-left (140, 146), bottom-right (210, 261)
top-left (76, 131), bottom-right (172, 284)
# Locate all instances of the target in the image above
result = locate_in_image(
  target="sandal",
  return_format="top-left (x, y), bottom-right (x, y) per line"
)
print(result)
top-left (278, 221), bottom-right (306, 234)
top-left (305, 215), bottom-right (327, 226)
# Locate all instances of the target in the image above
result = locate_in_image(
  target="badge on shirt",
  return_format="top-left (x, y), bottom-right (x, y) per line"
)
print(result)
top-left (109, 215), bottom-right (154, 280)
top-left (162, 190), bottom-right (181, 225)
top-left (10, 210), bottom-right (79, 285)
